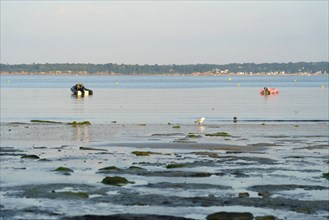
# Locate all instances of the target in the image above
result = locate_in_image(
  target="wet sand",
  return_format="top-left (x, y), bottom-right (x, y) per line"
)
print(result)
top-left (0, 122), bottom-right (328, 219)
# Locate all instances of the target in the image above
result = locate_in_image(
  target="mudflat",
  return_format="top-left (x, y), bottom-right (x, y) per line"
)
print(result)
top-left (0, 122), bottom-right (328, 220)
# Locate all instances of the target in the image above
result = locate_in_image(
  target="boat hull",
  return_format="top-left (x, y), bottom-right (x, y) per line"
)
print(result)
top-left (71, 87), bottom-right (93, 96)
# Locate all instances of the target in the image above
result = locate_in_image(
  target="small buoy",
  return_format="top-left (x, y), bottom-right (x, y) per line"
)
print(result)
top-left (294, 80), bottom-right (297, 82)
top-left (7, 80), bottom-right (10, 83)
top-left (115, 82), bottom-right (119, 85)
top-left (236, 84), bottom-right (240, 87)
top-left (228, 78), bottom-right (232, 81)
top-left (321, 85), bottom-right (325, 89)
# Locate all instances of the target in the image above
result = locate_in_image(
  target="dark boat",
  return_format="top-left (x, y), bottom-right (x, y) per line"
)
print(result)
top-left (71, 83), bottom-right (93, 96)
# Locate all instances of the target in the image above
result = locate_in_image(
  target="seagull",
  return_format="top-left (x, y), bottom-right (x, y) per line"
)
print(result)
top-left (195, 117), bottom-right (205, 125)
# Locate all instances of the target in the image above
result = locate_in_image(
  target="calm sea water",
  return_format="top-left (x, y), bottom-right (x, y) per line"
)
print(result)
top-left (1, 74), bottom-right (328, 89)
top-left (1, 75), bottom-right (328, 123)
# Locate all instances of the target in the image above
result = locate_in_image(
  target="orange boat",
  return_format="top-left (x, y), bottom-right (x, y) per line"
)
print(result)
top-left (260, 87), bottom-right (279, 95)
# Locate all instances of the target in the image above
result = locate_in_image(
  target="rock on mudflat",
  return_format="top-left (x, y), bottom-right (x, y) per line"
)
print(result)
top-left (206, 211), bottom-right (253, 220)
top-left (101, 176), bottom-right (134, 186)
top-left (21, 154), bottom-right (40, 159)
top-left (238, 192), bottom-right (250, 198)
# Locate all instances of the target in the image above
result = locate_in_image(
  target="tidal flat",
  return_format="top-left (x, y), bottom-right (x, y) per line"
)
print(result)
top-left (0, 122), bottom-right (328, 220)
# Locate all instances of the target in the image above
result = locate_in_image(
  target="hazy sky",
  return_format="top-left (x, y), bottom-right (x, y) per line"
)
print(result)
top-left (1, 1), bottom-right (328, 65)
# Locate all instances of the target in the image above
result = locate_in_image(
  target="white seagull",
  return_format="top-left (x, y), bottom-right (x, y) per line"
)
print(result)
top-left (195, 117), bottom-right (205, 125)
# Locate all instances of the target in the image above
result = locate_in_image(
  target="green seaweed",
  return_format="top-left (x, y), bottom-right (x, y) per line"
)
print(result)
top-left (166, 163), bottom-right (186, 169)
top-left (21, 154), bottom-right (40, 159)
top-left (190, 172), bottom-right (212, 177)
top-left (68, 121), bottom-right (91, 127)
top-left (255, 215), bottom-right (276, 220)
top-left (38, 158), bottom-right (51, 162)
top-left (131, 151), bottom-right (160, 156)
top-left (128, 166), bottom-right (146, 170)
top-left (9, 122), bottom-right (29, 125)
top-left (207, 212), bottom-right (253, 220)
top-left (258, 191), bottom-right (271, 198)
top-left (99, 166), bottom-right (121, 171)
top-left (33, 146), bottom-right (47, 149)
top-left (238, 192), bottom-right (250, 198)
top-left (187, 133), bottom-right (201, 138)
top-left (58, 191), bottom-right (89, 199)
top-left (30, 120), bottom-right (62, 124)
top-left (53, 167), bottom-right (74, 172)
top-left (205, 132), bottom-right (231, 137)
top-left (322, 172), bottom-right (329, 180)
top-left (79, 147), bottom-right (107, 152)
top-left (101, 176), bottom-right (134, 186)
top-left (0, 147), bottom-right (24, 153)
top-left (172, 125), bottom-right (181, 129)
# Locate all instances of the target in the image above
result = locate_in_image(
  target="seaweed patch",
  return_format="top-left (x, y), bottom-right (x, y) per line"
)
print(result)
top-left (205, 132), bottom-right (231, 137)
top-left (53, 167), bottom-right (74, 173)
top-left (131, 151), bottom-right (161, 156)
top-left (30, 120), bottom-right (63, 124)
top-left (101, 176), bottom-right (134, 186)
top-left (166, 163), bottom-right (186, 169)
top-left (21, 155), bottom-right (40, 159)
top-left (68, 121), bottom-right (91, 127)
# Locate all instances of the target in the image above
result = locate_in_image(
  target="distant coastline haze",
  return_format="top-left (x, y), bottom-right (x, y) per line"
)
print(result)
top-left (0, 1), bottom-right (328, 65)
top-left (0, 62), bottom-right (328, 75)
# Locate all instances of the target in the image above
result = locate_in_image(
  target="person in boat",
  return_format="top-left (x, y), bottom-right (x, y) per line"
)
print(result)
top-left (75, 83), bottom-right (86, 94)
top-left (263, 87), bottom-right (270, 95)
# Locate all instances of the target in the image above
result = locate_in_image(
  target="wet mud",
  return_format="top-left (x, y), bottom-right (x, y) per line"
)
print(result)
top-left (0, 123), bottom-right (328, 219)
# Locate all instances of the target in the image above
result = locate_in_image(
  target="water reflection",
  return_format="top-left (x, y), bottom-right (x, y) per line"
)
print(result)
top-left (1, 88), bottom-right (327, 123)
top-left (70, 95), bottom-right (91, 143)
top-left (71, 95), bottom-right (89, 114)
top-left (75, 125), bottom-right (90, 143)
top-left (197, 126), bottom-right (205, 133)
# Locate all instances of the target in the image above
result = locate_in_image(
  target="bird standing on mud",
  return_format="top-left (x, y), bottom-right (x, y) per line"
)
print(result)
top-left (195, 117), bottom-right (205, 125)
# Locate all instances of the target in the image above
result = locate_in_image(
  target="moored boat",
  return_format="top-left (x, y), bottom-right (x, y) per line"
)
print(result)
top-left (260, 87), bottom-right (278, 95)
top-left (71, 83), bottom-right (93, 96)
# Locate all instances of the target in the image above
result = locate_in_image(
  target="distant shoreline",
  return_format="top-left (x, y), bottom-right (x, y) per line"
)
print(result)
top-left (1, 62), bottom-right (327, 76)
top-left (0, 71), bottom-right (327, 76)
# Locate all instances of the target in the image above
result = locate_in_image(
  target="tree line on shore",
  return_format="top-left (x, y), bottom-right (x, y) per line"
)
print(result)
top-left (0, 62), bottom-right (328, 74)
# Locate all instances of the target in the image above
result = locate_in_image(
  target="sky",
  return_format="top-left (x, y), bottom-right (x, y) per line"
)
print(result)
top-left (0, 1), bottom-right (328, 65)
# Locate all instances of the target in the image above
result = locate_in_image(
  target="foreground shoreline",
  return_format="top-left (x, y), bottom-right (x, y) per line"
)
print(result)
top-left (1, 122), bottom-right (328, 219)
